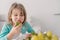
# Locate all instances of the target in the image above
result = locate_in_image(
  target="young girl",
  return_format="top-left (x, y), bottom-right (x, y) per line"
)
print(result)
top-left (0, 3), bottom-right (35, 40)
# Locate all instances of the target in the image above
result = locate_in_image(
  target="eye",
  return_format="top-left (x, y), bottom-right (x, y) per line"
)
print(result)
top-left (14, 14), bottom-right (18, 16)
top-left (20, 14), bottom-right (24, 16)
top-left (20, 13), bottom-right (24, 16)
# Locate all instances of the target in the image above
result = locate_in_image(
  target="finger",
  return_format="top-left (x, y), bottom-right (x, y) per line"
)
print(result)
top-left (13, 25), bottom-right (16, 28)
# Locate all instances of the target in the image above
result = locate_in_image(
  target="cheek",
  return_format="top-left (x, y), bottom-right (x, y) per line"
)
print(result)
top-left (12, 16), bottom-right (17, 22)
top-left (22, 17), bottom-right (24, 20)
top-left (21, 17), bottom-right (25, 22)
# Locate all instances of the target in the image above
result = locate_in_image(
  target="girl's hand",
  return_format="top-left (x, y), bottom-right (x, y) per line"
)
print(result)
top-left (10, 23), bottom-right (22, 35)
top-left (7, 23), bottom-right (22, 40)
top-left (25, 33), bottom-right (32, 39)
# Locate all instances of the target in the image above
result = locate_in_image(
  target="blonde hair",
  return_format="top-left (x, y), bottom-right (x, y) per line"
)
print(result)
top-left (8, 2), bottom-right (27, 25)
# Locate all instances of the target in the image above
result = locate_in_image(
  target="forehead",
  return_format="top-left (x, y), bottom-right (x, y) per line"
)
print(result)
top-left (12, 8), bottom-right (21, 13)
top-left (12, 8), bottom-right (24, 15)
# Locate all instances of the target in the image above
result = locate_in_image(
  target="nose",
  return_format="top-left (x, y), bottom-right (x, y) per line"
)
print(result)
top-left (18, 16), bottom-right (21, 19)
top-left (18, 15), bottom-right (21, 20)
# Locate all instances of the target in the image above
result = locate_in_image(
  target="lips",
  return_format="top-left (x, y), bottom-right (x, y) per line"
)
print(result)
top-left (18, 20), bottom-right (22, 23)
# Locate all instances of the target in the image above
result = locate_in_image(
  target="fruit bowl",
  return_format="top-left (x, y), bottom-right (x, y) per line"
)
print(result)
top-left (24, 31), bottom-right (59, 40)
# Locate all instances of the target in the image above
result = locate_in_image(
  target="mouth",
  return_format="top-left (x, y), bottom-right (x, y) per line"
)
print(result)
top-left (18, 20), bottom-right (22, 23)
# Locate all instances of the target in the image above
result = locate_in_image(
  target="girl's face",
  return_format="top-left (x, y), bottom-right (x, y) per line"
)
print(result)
top-left (11, 8), bottom-right (24, 24)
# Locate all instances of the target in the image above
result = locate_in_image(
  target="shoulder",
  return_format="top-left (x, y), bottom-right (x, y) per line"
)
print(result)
top-left (3, 22), bottom-right (12, 27)
top-left (0, 22), bottom-right (11, 35)
top-left (23, 21), bottom-right (32, 28)
top-left (23, 21), bottom-right (30, 25)
top-left (2, 22), bottom-right (12, 30)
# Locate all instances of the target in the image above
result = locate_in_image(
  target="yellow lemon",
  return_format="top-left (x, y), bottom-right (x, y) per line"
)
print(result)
top-left (51, 35), bottom-right (58, 40)
top-left (46, 31), bottom-right (52, 37)
top-left (38, 32), bottom-right (44, 40)
top-left (31, 35), bottom-right (39, 40)
top-left (45, 37), bottom-right (49, 40)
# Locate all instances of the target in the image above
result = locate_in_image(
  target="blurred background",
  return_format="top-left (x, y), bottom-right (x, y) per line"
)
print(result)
top-left (0, 0), bottom-right (60, 38)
